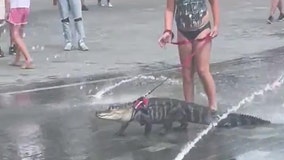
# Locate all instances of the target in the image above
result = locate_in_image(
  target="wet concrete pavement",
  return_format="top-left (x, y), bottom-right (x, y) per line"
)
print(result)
top-left (0, 46), bottom-right (284, 160)
top-left (1, 0), bottom-right (284, 159)
top-left (1, 0), bottom-right (284, 92)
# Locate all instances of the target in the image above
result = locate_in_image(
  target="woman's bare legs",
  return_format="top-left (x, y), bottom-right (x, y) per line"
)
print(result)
top-left (10, 24), bottom-right (33, 68)
top-left (193, 35), bottom-right (217, 111)
top-left (177, 31), bottom-right (195, 103)
top-left (177, 27), bottom-right (217, 111)
top-left (268, 0), bottom-right (284, 23)
top-left (277, 0), bottom-right (284, 20)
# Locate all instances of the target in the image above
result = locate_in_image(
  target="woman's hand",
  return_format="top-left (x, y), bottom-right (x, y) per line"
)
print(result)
top-left (209, 0), bottom-right (220, 38)
top-left (159, 0), bottom-right (175, 48)
top-left (158, 31), bottom-right (172, 48)
top-left (210, 25), bottom-right (218, 38)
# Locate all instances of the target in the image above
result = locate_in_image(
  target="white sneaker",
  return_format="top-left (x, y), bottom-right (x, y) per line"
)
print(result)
top-left (98, 2), bottom-right (105, 6)
top-left (107, 2), bottom-right (113, 7)
top-left (78, 40), bottom-right (89, 51)
top-left (64, 42), bottom-right (73, 51)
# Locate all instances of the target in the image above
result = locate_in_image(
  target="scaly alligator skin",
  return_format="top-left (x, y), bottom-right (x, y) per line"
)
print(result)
top-left (96, 97), bottom-right (271, 136)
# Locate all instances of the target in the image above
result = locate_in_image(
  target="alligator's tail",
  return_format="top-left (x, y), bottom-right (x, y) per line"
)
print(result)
top-left (217, 113), bottom-right (271, 128)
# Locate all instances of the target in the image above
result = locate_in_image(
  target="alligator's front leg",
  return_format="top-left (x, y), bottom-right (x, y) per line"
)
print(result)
top-left (160, 107), bottom-right (187, 135)
top-left (144, 120), bottom-right (152, 137)
top-left (139, 112), bottom-right (152, 136)
top-left (115, 122), bottom-right (129, 137)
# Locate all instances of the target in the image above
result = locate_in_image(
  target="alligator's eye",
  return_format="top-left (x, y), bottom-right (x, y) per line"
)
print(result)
top-left (109, 105), bottom-right (121, 110)
top-left (108, 105), bottom-right (115, 110)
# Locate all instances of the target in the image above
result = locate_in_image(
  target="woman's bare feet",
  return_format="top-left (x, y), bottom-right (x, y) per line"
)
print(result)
top-left (21, 60), bottom-right (34, 69)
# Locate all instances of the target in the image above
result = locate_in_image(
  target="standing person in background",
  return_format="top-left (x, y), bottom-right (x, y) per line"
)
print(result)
top-left (5, 0), bottom-right (34, 69)
top-left (8, 31), bottom-right (16, 55)
top-left (267, 0), bottom-right (284, 24)
top-left (98, 0), bottom-right (112, 7)
top-left (53, 0), bottom-right (89, 51)
top-left (0, 21), bottom-right (5, 58)
top-left (158, 0), bottom-right (220, 123)
top-left (0, 0), bottom-right (5, 57)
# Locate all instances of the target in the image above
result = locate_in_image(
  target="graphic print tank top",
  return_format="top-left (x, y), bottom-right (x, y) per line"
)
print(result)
top-left (175, 0), bottom-right (207, 31)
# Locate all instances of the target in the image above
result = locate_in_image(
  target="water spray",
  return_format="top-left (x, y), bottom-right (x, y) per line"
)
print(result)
top-left (173, 74), bottom-right (284, 160)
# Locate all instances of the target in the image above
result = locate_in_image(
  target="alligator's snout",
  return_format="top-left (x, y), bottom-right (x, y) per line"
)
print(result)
top-left (95, 103), bottom-right (133, 122)
top-left (96, 110), bottom-right (124, 121)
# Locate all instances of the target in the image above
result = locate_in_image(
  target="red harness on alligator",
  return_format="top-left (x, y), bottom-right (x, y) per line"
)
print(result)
top-left (130, 97), bottom-right (150, 121)
top-left (164, 30), bottom-right (212, 68)
top-left (133, 97), bottom-right (149, 110)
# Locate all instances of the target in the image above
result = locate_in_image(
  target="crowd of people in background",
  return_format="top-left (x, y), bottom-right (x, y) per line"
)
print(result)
top-left (0, 0), bottom-right (113, 69)
top-left (1, 0), bottom-right (284, 120)
top-left (0, 0), bottom-right (284, 69)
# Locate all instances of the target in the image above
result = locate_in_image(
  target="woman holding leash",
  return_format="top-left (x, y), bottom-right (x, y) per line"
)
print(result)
top-left (158, 0), bottom-right (220, 123)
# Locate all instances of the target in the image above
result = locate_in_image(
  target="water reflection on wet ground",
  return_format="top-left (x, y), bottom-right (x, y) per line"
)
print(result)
top-left (1, 50), bottom-right (284, 160)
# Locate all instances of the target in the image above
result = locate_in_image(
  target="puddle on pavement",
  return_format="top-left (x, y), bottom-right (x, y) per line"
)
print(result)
top-left (0, 53), bottom-right (284, 159)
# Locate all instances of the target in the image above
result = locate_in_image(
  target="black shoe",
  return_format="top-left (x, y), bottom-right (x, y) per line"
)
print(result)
top-left (9, 45), bottom-right (16, 55)
top-left (267, 16), bottom-right (273, 24)
top-left (82, 5), bottom-right (89, 11)
top-left (278, 13), bottom-right (284, 21)
top-left (0, 47), bottom-right (4, 58)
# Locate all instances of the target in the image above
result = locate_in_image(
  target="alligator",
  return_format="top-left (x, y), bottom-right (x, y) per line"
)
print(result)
top-left (95, 97), bottom-right (271, 136)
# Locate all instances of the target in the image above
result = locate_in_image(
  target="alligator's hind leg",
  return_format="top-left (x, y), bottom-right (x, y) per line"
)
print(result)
top-left (159, 118), bottom-right (173, 136)
top-left (174, 118), bottom-right (188, 132)
top-left (173, 107), bottom-right (188, 132)
top-left (160, 107), bottom-right (184, 135)
top-left (115, 122), bottom-right (129, 137)
top-left (160, 111), bottom-right (177, 136)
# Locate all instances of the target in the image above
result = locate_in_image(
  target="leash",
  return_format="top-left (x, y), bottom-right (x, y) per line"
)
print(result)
top-left (142, 77), bottom-right (169, 99)
top-left (130, 77), bottom-right (169, 121)
top-left (128, 32), bottom-right (212, 121)
top-left (170, 33), bottom-right (212, 68)
top-left (134, 77), bottom-right (169, 109)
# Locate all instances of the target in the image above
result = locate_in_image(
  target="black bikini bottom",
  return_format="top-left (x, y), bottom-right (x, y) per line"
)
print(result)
top-left (178, 22), bottom-right (211, 40)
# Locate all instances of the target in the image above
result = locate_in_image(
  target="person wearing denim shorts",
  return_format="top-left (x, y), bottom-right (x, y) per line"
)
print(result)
top-left (5, 0), bottom-right (33, 69)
